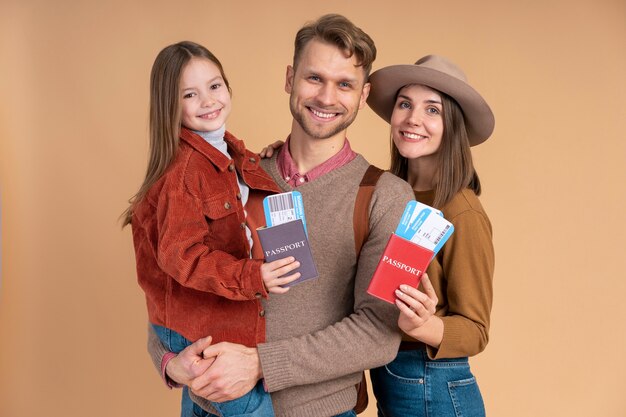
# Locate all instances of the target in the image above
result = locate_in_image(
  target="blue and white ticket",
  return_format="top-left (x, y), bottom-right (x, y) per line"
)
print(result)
top-left (263, 191), bottom-right (307, 234)
top-left (396, 201), bottom-right (441, 235)
top-left (395, 200), bottom-right (454, 255)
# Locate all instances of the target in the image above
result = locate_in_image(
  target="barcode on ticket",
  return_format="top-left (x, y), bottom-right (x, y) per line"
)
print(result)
top-left (267, 193), bottom-right (294, 213)
top-left (263, 191), bottom-right (307, 234)
top-left (433, 224), bottom-right (451, 244)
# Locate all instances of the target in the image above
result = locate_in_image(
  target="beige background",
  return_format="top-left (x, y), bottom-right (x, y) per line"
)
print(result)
top-left (1, 0), bottom-right (625, 416)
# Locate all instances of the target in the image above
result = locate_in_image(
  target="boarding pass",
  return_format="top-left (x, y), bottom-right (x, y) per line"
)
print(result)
top-left (394, 200), bottom-right (454, 255)
top-left (263, 191), bottom-right (307, 234)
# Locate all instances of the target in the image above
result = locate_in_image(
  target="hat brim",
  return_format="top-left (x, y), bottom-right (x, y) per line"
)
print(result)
top-left (367, 65), bottom-right (495, 146)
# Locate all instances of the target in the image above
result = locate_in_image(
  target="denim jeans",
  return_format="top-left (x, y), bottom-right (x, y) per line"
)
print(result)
top-left (333, 411), bottom-right (357, 417)
top-left (152, 324), bottom-right (275, 417)
top-left (370, 349), bottom-right (485, 417)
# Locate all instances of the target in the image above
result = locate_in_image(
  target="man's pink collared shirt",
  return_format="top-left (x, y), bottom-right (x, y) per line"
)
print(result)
top-left (276, 137), bottom-right (357, 186)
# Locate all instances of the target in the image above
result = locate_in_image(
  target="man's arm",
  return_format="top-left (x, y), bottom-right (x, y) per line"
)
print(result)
top-left (147, 324), bottom-right (262, 403)
top-left (258, 173), bottom-right (414, 392)
top-left (258, 175), bottom-right (412, 392)
top-left (193, 174), bottom-right (413, 400)
top-left (189, 174), bottom-right (413, 399)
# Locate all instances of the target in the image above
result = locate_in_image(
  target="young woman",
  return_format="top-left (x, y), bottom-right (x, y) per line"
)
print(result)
top-left (366, 54), bottom-right (496, 417)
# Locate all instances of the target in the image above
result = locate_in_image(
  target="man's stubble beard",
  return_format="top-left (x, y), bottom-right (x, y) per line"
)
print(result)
top-left (289, 97), bottom-right (359, 140)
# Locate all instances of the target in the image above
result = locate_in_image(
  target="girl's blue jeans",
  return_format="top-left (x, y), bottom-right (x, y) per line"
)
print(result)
top-left (152, 324), bottom-right (275, 417)
top-left (370, 349), bottom-right (485, 417)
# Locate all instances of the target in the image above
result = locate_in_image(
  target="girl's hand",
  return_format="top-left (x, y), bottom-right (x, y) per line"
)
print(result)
top-left (258, 140), bottom-right (284, 158)
top-left (395, 273), bottom-right (438, 333)
top-left (260, 256), bottom-right (300, 294)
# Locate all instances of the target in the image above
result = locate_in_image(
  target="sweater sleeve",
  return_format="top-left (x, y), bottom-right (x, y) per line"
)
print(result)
top-left (146, 323), bottom-right (173, 383)
top-left (257, 174), bottom-right (413, 391)
top-left (427, 207), bottom-right (495, 359)
top-left (152, 176), bottom-right (267, 301)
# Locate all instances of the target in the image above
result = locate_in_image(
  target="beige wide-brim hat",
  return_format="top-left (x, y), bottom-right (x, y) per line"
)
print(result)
top-left (367, 54), bottom-right (495, 146)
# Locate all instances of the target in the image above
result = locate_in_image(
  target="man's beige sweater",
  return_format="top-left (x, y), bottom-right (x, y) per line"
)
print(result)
top-left (149, 154), bottom-right (414, 417)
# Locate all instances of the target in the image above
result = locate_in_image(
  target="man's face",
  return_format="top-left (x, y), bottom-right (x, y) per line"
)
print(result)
top-left (285, 39), bottom-right (370, 141)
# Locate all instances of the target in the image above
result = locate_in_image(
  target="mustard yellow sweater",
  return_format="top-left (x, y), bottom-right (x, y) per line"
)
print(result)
top-left (411, 188), bottom-right (495, 360)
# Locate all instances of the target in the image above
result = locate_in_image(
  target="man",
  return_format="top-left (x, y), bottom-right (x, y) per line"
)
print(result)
top-left (148, 14), bottom-right (413, 417)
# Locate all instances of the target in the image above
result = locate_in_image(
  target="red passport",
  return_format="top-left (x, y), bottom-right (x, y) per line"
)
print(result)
top-left (367, 233), bottom-right (435, 304)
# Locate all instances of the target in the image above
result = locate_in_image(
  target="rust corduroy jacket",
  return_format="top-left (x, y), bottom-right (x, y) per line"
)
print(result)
top-left (131, 128), bottom-right (280, 345)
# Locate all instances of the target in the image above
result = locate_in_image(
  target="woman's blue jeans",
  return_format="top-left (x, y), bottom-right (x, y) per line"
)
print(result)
top-left (152, 324), bottom-right (275, 417)
top-left (370, 349), bottom-right (485, 417)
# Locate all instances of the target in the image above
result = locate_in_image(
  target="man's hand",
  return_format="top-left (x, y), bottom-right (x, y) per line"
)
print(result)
top-left (165, 336), bottom-right (215, 386)
top-left (258, 140), bottom-right (284, 158)
top-left (189, 342), bottom-right (262, 402)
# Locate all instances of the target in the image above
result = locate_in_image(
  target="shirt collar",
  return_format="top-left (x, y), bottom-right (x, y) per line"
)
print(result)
top-left (276, 136), bottom-right (357, 186)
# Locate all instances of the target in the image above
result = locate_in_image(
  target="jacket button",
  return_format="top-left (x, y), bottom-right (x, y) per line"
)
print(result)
top-left (249, 157), bottom-right (256, 163)
top-left (228, 164), bottom-right (235, 172)
top-left (224, 202), bottom-right (231, 210)
top-left (255, 292), bottom-right (262, 299)
top-left (236, 192), bottom-right (242, 200)
top-left (240, 222), bottom-right (246, 229)
top-left (259, 310), bottom-right (265, 317)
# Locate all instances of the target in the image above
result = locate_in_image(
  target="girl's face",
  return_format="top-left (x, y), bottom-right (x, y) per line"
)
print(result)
top-left (180, 57), bottom-right (231, 132)
top-left (391, 84), bottom-right (443, 161)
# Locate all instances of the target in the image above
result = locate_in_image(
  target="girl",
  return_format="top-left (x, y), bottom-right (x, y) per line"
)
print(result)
top-left (366, 55), bottom-right (496, 417)
top-left (122, 41), bottom-right (300, 417)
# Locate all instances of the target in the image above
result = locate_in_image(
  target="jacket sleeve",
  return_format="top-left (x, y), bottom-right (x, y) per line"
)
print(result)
top-left (152, 178), bottom-right (267, 301)
top-left (257, 175), bottom-right (413, 391)
top-left (427, 207), bottom-right (495, 359)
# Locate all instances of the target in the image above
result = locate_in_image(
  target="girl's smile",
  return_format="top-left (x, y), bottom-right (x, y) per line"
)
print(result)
top-left (180, 57), bottom-right (232, 132)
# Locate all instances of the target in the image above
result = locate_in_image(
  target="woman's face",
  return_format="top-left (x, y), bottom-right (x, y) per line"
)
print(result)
top-left (391, 84), bottom-right (444, 160)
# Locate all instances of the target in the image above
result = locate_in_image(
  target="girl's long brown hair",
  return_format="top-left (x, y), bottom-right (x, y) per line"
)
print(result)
top-left (389, 91), bottom-right (480, 209)
top-left (122, 41), bottom-right (230, 227)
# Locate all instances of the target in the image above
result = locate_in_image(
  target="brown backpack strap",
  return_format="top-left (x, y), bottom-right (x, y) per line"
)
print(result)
top-left (353, 373), bottom-right (369, 414)
top-left (353, 164), bottom-right (384, 414)
top-left (353, 165), bottom-right (385, 257)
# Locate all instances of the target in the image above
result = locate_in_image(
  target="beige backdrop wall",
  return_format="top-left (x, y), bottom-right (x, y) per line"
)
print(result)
top-left (1, 0), bottom-right (625, 416)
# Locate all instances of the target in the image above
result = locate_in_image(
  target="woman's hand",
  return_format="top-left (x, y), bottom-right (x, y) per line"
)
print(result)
top-left (258, 140), bottom-right (284, 158)
top-left (260, 256), bottom-right (301, 294)
top-left (395, 273), bottom-right (438, 333)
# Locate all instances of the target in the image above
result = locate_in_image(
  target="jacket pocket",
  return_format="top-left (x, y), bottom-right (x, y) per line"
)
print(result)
top-left (202, 191), bottom-right (236, 221)
top-left (201, 191), bottom-right (242, 254)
